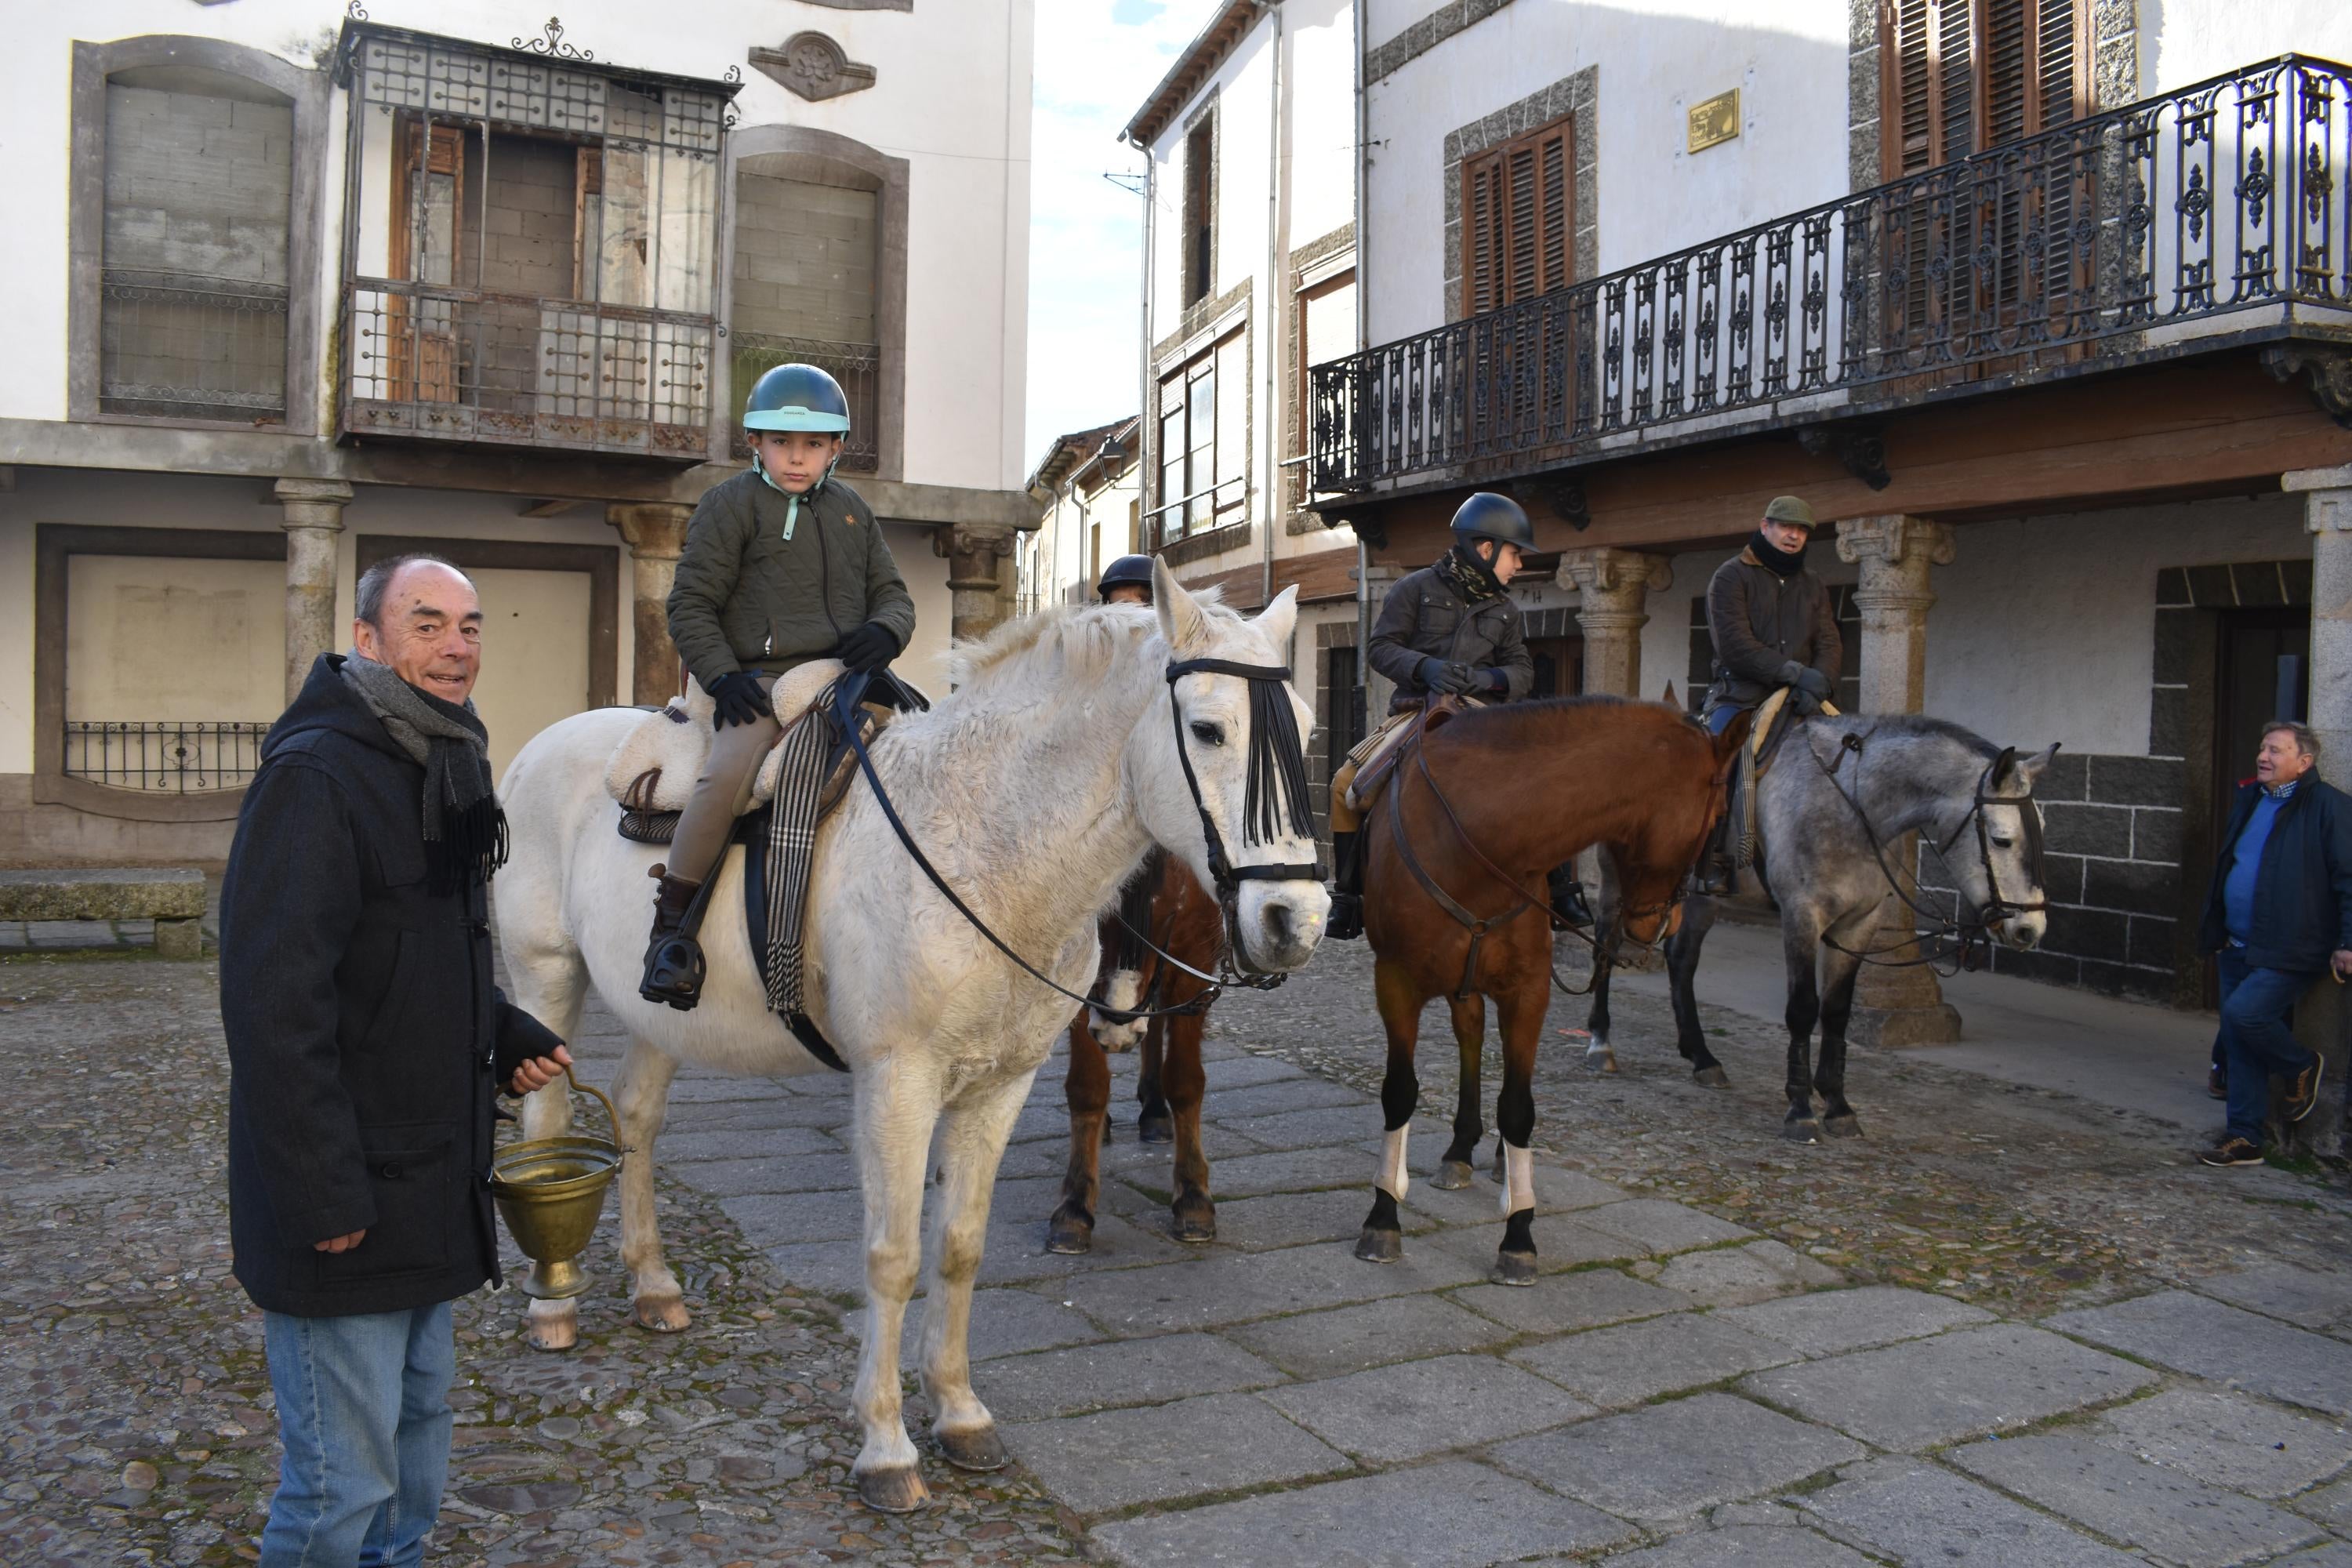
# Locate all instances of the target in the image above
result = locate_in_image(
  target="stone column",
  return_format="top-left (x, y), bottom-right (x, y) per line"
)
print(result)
top-left (1559, 548), bottom-right (1674, 967)
top-left (934, 524), bottom-right (1019, 647)
top-left (608, 503), bottom-right (693, 703)
top-left (2284, 465), bottom-right (2352, 1157)
top-left (274, 478), bottom-right (354, 702)
top-left (1835, 514), bottom-right (1962, 1046)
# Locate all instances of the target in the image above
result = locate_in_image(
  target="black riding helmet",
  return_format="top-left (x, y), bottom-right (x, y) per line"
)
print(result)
top-left (1097, 553), bottom-right (1156, 602)
top-left (1450, 492), bottom-right (1536, 555)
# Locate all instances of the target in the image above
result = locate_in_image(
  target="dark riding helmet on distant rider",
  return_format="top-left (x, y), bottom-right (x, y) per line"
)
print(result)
top-left (1450, 491), bottom-right (1537, 555)
top-left (742, 362), bottom-right (852, 434)
top-left (1096, 554), bottom-right (1156, 603)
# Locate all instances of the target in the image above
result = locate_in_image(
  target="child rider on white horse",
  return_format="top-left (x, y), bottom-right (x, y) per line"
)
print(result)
top-left (640, 362), bottom-right (917, 1009)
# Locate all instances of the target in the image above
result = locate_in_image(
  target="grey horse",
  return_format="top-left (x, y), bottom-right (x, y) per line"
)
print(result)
top-left (1580, 713), bottom-right (2057, 1141)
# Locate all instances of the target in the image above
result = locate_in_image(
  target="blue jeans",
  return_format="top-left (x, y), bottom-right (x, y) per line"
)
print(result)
top-left (2216, 948), bottom-right (2319, 1145)
top-left (261, 1301), bottom-right (455, 1568)
top-left (1705, 704), bottom-right (1745, 735)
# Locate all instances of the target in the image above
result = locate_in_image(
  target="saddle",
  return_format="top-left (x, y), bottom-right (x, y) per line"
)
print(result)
top-left (1726, 686), bottom-right (1836, 872)
top-left (1343, 695), bottom-right (1472, 815)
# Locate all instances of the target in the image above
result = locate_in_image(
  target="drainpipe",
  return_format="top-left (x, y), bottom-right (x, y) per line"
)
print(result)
top-left (1261, 0), bottom-right (1285, 614)
top-left (1351, 0), bottom-right (1371, 692)
top-left (1135, 134), bottom-right (1156, 554)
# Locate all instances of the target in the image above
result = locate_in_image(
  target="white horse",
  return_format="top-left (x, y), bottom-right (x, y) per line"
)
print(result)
top-left (492, 560), bottom-right (1326, 1512)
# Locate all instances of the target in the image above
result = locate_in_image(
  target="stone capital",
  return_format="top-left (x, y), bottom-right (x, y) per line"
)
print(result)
top-left (1833, 514), bottom-right (1955, 572)
top-left (1556, 547), bottom-right (1672, 602)
top-left (274, 477), bottom-right (354, 532)
top-left (933, 523), bottom-right (1018, 586)
top-left (607, 501), bottom-right (693, 561)
top-left (2283, 464), bottom-right (2352, 495)
top-left (2302, 487), bottom-right (2352, 535)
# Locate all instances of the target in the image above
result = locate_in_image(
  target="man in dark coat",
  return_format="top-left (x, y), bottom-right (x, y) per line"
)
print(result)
top-left (220, 554), bottom-right (571, 1568)
top-left (1694, 495), bottom-right (1845, 892)
top-left (2192, 720), bottom-right (2351, 1167)
top-left (1327, 492), bottom-right (1588, 940)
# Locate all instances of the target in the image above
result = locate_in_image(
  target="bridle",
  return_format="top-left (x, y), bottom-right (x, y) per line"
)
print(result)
top-left (1813, 730), bottom-right (2050, 971)
top-left (833, 652), bottom-right (1319, 1026)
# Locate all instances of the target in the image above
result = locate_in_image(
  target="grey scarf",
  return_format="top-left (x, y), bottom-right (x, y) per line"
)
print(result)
top-left (340, 653), bottom-right (508, 891)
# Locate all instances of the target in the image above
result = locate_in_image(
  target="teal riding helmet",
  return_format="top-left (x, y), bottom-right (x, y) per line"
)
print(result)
top-left (742, 362), bottom-right (852, 433)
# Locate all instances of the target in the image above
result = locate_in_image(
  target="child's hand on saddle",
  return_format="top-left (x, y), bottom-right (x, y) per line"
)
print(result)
top-left (836, 622), bottom-right (900, 673)
top-left (708, 672), bottom-right (772, 729)
top-left (509, 1044), bottom-right (575, 1097)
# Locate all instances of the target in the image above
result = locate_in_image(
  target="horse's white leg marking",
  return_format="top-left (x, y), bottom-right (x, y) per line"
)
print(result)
top-left (1498, 1143), bottom-right (1534, 1218)
top-left (851, 1054), bottom-right (944, 1496)
top-left (1088, 970), bottom-right (1146, 1051)
top-left (920, 1068), bottom-right (1036, 1457)
top-left (1376, 1125), bottom-right (1410, 1203)
top-left (613, 1039), bottom-right (688, 1330)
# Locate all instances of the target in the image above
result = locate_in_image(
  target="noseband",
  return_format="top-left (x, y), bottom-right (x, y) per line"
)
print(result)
top-left (1164, 657), bottom-right (1323, 984)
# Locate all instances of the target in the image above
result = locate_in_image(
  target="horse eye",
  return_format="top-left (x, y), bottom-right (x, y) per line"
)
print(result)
top-left (1189, 720), bottom-right (1225, 747)
top-left (1990, 836), bottom-right (2015, 849)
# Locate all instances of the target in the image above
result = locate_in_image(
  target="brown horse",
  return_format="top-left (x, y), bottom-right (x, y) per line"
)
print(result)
top-left (1049, 849), bottom-right (1226, 1250)
top-left (1356, 696), bottom-right (1750, 1282)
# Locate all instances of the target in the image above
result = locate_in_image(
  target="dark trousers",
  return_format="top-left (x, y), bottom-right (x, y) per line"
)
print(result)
top-left (2216, 947), bottom-right (2320, 1145)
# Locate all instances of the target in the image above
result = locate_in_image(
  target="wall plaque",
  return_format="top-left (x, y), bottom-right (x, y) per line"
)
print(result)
top-left (1687, 89), bottom-right (1740, 154)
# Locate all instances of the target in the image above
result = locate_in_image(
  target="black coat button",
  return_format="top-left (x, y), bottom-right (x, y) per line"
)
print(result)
top-left (379, 1161), bottom-right (404, 1180)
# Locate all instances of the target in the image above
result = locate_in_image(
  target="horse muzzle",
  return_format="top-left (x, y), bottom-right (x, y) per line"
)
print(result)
top-left (1997, 909), bottom-right (2047, 950)
top-left (1230, 879), bottom-right (1330, 974)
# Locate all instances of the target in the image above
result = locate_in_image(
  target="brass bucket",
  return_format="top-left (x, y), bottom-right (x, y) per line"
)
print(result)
top-left (490, 1067), bottom-right (623, 1301)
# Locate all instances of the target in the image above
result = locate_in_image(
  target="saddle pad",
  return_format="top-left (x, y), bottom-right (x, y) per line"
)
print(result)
top-left (603, 660), bottom-right (850, 813)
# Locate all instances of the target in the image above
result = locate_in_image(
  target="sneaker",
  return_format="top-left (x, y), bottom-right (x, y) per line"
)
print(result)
top-left (2207, 1065), bottom-right (2227, 1100)
top-left (2195, 1135), bottom-right (2266, 1167)
top-left (2283, 1055), bottom-right (2325, 1123)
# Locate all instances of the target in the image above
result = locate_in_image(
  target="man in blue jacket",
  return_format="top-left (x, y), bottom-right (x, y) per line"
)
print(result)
top-left (2194, 720), bottom-right (2352, 1167)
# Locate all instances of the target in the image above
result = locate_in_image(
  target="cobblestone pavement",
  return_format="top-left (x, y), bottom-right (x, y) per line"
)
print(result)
top-left (10, 927), bottom-right (2352, 1567)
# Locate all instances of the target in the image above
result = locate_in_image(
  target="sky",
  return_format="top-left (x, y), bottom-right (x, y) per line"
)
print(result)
top-left (1023, 0), bottom-right (1224, 474)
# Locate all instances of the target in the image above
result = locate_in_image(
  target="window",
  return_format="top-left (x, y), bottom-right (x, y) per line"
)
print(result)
top-left (728, 165), bottom-right (882, 469)
top-left (1156, 329), bottom-right (1247, 542)
top-left (1461, 115), bottom-right (1573, 316)
top-left (1324, 646), bottom-right (1363, 789)
top-left (1882, 0), bottom-right (2085, 176)
top-left (1295, 267), bottom-right (1356, 497)
top-left (100, 67), bottom-right (294, 423)
top-left (1181, 116), bottom-right (1215, 307)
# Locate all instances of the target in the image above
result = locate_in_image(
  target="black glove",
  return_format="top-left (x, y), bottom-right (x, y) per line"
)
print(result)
top-left (707, 671), bottom-right (772, 730)
top-left (1791, 665), bottom-right (1833, 702)
top-left (1791, 686), bottom-right (1826, 717)
top-left (1480, 666), bottom-right (1511, 695)
top-left (835, 621), bottom-right (900, 673)
top-left (1419, 657), bottom-right (1478, 696)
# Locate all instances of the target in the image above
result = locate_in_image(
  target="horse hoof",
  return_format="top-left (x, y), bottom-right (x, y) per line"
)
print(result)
top-left (1693, 1065), bottom-right (1730, 1089)
top-left (1045, 1214), bottom-right (1094, 1255)
top-left (1355, 1227), bottom-right (1403, 1263)
top-left (935, 1425), bottom-right (1009, 1472)
top-left (524, 1313), bottom-right (578, 1353)
top-left (1138, 1113), bottom-right (1174, 1145)
top-left (1490, 1250), bottom-right (1539, 1287)
top-left (1823, 1113), bottom-right (1864, 1138)
top-left (857, 1466), bottom-right (930, 1514)
top-left (1782, 1118), bottom-right (1820, 1144)
top-left (1585, 1047), bottom-right (1620, 1075)
top-left (633, 1294), bottom-right (691, 1334)
top-left (1170, 1202), bottom-right (1217, 1245)
top-left (1430, 1160), bottom-right (1476, 1190)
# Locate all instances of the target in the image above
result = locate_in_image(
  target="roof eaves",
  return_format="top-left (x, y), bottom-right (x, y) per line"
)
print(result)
top-left (1118, 0), bottom-right (1261, 148)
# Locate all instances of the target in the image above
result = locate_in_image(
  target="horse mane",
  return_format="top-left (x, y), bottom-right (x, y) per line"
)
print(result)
top-left (942, 589), bottom-right (1234, 696)
top-left (1841, 711), bottom-right (2003, 760)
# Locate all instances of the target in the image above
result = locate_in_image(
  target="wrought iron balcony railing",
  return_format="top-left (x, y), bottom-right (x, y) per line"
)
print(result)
top-left (342, 278), bottom-right (717, 460)
top-left (725, 331), bottom-right (882, 472)
top-left (64, 720), bottom-right (271, 794)
top-left (1309, 54), bottom-right (2352, 495)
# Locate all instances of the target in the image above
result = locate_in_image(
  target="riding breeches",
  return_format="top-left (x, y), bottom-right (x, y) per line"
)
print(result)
top-left (665, 673), bottom-right (781, 886)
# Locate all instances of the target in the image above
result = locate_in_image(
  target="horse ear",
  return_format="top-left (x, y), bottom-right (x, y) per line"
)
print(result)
top-left (1254, 584), bottom-right (1299, 656)
top-left (1991, 745), bottom-right (2019, 789)
top-left (1661, 680), bottom-right (1679, 707)
top-left (1152, 557), bottom-right (1207, 653)
top-left (2009, 742), bottom-right (2061, 789)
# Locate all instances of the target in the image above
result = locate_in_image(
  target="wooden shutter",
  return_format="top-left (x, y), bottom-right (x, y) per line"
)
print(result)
top-left (1882, 0), bottom-right (2085, 177)
top-left (1460, 114), bottom-right (1573, 316)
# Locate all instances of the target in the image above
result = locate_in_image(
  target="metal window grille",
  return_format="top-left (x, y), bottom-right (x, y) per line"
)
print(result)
top-left (64, 721), bottom-right (271, 793)
top-left (726, 333), bottom-right (882, 470)
top-left (100, 272), bottom-right (291, 423)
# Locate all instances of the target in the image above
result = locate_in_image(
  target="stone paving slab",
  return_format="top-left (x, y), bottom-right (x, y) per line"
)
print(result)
top-left (1224, 1292), bottom-right (1517, 1380)
top-left (1451, 1268), bottom-right (1690, 1336)
top-left (976, 1212), bottom-right (1193, 1287)
top-left (1425, 1215), bottom-right (1646, 1275)
top-left (1260, 1352), bottom-right (1595, 1464)
top-left (717, 1185), bottom-right (869, 1246)
top-left (1214, 1103), bottom-right (1393, 1150)
top-left (1087, 1459), bottom-right (1635, 1568)
top-left (688, 1150), bottom-right (867, 1195)
top-left (1950, 1432), bottom-right (2326, 1566)
top-left (1001, 1391), bottom-right (1349, 1515)
top-left (2092, 1388), bottom-right (2352, 1499)
top-left (2274, 1543), bottom-right (2352, 1567)
top-left (1798, 1457), bottom-right (2148, 1566)
top-left (1198, 1076), bottom-right (1373, 1119)
top-left (1597, 1523), bottom-right (1881, 1567)
top-left (975, 1334), bottom-right (1287, 1424)
top-left (1058, 1235), bottom-right (1489, 1334)
top-left (653, 1124), bottom-right (845, 1163)
top-left (902, 1289), bottom-right (1107, 1363)
top-left (1508, 1310), bottom-right (1800, 1410)
top-left (1655, 1240), bottom-right (1841, 1307)
top-left (1184, 1052), bottom-right (1309, 1091)
top-left (1743, 1323), bottom-right (2158, 1451)
top-left (1717, 1285), bottom-right (1996, 1356)
top-left (1490, 1392), bottom-right (1864, 1523)
top-left (1182, 1185), bottom-right (1436, 1253)
top-left (1581, 1199), bottom-right (1758, 1254)
top-left (1038, 1135), bottom-right (1334, 1193)
top-left (2196, 1262), bottom-right (2352, 1331)
top-left (659, 1089), bottom-right (857, 1127)
top-left (2295, 1479), bottom-right (2352, 1530)
top-left (1396, 1162), bottom-right (1632, 1224)
top-left (2049, 1290), bottom-right (2352, 1417)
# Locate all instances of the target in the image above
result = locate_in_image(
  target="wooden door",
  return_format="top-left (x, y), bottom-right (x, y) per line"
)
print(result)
top-left (388, 121), bottom-right (465, 403)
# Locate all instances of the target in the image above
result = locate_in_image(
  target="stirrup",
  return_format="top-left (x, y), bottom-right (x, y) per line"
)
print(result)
top-left (640, 932), bottom-right (707, 1011)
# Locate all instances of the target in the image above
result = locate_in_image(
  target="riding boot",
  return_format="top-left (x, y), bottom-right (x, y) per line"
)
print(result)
top-left (1546, 863), bottom-right (1594, 930)
top-left (640, 865), bottom-right (710, 1011)
top-left (1694, 809), bottom-right (1737, 897)
top-left (1327, 830), bottom-right (1364, 942)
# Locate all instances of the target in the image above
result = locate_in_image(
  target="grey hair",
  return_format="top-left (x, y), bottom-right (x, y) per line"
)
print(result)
top-left (2263, 720), bottom-right (2321, 762)
top-left (356, 554), bottom-right (470, 630)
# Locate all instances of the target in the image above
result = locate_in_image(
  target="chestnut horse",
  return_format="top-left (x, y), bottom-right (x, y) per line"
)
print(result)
top-left (1356, 697), bottom-right (1750, 1282)
top-left (1050, 849), bottom-right (1226, 1250)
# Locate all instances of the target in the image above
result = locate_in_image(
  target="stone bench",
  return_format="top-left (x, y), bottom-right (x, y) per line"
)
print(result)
top-left (0, 869), bottom-right (208, 958)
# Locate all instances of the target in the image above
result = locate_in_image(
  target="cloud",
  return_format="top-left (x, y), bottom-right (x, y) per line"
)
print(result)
top-left (1025, 0), bottom-right (1221, 464)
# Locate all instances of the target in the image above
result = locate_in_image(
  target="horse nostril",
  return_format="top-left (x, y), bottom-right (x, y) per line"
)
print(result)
top-left (1265, 902), bottom-right (1294, 946)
